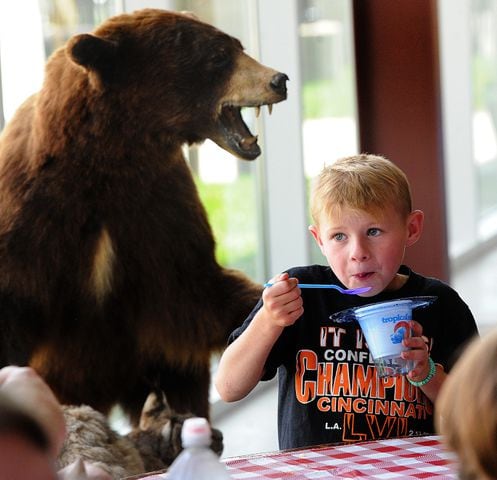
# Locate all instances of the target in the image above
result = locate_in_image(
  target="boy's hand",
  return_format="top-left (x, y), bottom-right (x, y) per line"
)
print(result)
top-left (401, 320), bottom-right (431, 381)
top-left (262, 272), bottom-right (303, 328)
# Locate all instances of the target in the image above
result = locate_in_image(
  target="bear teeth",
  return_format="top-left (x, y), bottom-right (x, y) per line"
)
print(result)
top-left (254, 105), bottom-right (273, 118)
top-left (220, 103), bottom-right (273, 118)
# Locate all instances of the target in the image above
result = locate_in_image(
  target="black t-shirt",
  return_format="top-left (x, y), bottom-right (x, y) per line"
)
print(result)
top-left (228, 265), bottom-right (478, 450)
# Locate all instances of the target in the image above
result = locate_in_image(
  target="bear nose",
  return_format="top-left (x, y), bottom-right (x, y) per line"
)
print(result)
top-left (270, 73), bottom-right (289, 96)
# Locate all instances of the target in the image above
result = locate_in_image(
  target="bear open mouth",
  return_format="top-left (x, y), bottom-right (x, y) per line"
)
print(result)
top-left (217, 103), bottom-right (274, 160)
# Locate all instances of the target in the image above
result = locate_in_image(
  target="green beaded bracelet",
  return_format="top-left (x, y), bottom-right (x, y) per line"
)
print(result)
top-left (407, 357), bottom-right (436, 387)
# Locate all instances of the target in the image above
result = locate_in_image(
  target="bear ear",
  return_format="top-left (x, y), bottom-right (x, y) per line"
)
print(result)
top-left (67, 33), bottom-right (118, 81)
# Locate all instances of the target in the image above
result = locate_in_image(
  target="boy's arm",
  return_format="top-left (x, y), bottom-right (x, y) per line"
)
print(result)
top-left (215, 273), bottom-right (303, 402)
top-left (214, 308), bottom-right (285, 402)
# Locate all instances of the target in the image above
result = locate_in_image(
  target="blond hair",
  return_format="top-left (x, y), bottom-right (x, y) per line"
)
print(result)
top-left (436, 330), bottom-right (497, 479)
top-left (310, 154), bottom-right (413, 225)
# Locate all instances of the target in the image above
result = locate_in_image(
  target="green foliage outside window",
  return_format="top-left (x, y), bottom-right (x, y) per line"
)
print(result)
top-left (302, 67), bottom-right (355, 119)
top-left (195, 173), bottom-right (259, 278)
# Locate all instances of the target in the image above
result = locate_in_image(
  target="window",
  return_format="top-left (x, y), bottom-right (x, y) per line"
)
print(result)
top-left (171, 0), bottom-right (265, 280)
top-left (39, 0), bottom-right (124, 52)
top-left (0, 1), bottom-right (45, 124)
top-left (0, 1), bottom-right (123, 125)
top-left (298, 0), bottom-right (358, 263)
top-left (470, 0), bottom-right (497, 237)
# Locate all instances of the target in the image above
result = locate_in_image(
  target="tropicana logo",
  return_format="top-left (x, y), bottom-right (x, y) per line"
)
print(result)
top-left (381, 313), bottom-right (410, 323)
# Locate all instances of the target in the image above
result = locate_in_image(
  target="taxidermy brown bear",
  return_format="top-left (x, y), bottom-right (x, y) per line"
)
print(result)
top-left (0, 9), bottom-right (287, 423)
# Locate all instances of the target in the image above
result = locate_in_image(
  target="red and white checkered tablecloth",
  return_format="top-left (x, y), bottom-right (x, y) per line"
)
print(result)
top-left (134, 435), bottom-right (458, 480)
top-left (223, 435), bottom-right (458, 479)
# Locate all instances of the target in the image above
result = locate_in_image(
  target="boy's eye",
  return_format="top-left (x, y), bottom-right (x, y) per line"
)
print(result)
top-left (367, 228), bottom-right (381, 237)
top-left (333, 233), bottom-right (346, 241)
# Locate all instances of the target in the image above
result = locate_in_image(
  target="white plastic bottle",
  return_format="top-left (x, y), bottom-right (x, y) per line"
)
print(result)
top-left (166, 417), bottom-right (232, 480)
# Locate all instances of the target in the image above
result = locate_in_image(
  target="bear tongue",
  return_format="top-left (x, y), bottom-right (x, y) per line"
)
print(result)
top-left (215, 105), bottom-right (261, 160)
top-left (240, 135), bottom-right (258, 150)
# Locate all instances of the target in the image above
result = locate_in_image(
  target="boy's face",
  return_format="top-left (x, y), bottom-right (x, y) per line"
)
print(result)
top-left (309, 205), bottom-right (423, 296)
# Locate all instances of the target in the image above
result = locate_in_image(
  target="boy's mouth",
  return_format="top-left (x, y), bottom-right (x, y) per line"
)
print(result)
top-left (354, 272), bottom-right (374, 280)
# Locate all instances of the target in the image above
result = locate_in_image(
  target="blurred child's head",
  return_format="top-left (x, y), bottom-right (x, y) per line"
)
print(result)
top-left (436, 330), bottom-right (497, 480)
top-left (310, 154), bottom-right (413, 226)
top-left (308, 154), bottom-right (423, 295)
top-left (0, 394), bottom-right (57, 480)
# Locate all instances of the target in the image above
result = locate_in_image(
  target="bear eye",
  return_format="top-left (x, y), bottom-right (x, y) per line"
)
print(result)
top-left (209, 49), bottom-right (230, 69)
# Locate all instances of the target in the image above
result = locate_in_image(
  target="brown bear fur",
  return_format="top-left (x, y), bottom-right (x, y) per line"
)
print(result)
top-left (0, 9), bottom-right (287, 423)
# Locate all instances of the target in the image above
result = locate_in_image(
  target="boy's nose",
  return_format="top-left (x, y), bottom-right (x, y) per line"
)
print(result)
top-left (350, 240), bottom-right (370, 262)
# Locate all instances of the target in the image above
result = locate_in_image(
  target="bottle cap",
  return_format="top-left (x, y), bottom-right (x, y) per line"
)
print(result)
top-left (181, 417), bottom-right (212, 447)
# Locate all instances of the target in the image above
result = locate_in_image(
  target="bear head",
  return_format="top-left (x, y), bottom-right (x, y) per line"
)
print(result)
top-left (62, 9), bottom-right (288, 160)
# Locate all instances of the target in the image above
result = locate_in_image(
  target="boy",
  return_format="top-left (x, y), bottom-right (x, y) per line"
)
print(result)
top-left (215, 154), bottom-right (478, 449)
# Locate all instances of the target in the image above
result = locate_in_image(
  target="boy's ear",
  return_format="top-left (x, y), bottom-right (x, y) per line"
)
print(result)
top-left (405, 210), bottom-right (424, 247)
top-left (308, 225), bottom-right (324, 248)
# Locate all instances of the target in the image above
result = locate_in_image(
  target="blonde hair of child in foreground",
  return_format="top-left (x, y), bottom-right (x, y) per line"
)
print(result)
top-left (436, 329), bottom-right (497, 480)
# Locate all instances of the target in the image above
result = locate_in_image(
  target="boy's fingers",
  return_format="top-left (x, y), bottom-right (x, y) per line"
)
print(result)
top-left (409, 320), bottom-right (423, 336)
top-left (266, 272), bottom-right (289, 284)
top-left (265, 275), bottom-right (299, 292)
top-left (403, 336), bottom-right (428, 353)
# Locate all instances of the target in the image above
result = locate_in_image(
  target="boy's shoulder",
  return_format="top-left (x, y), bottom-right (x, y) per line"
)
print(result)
top-left (402, 265), bottom-right (464, 301)
top-left (402, 265), bottom-right (448, 289)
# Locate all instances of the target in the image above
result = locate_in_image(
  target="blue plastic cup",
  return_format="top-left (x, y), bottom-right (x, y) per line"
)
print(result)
top-left (354, 299), bottom-right (414, 378)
